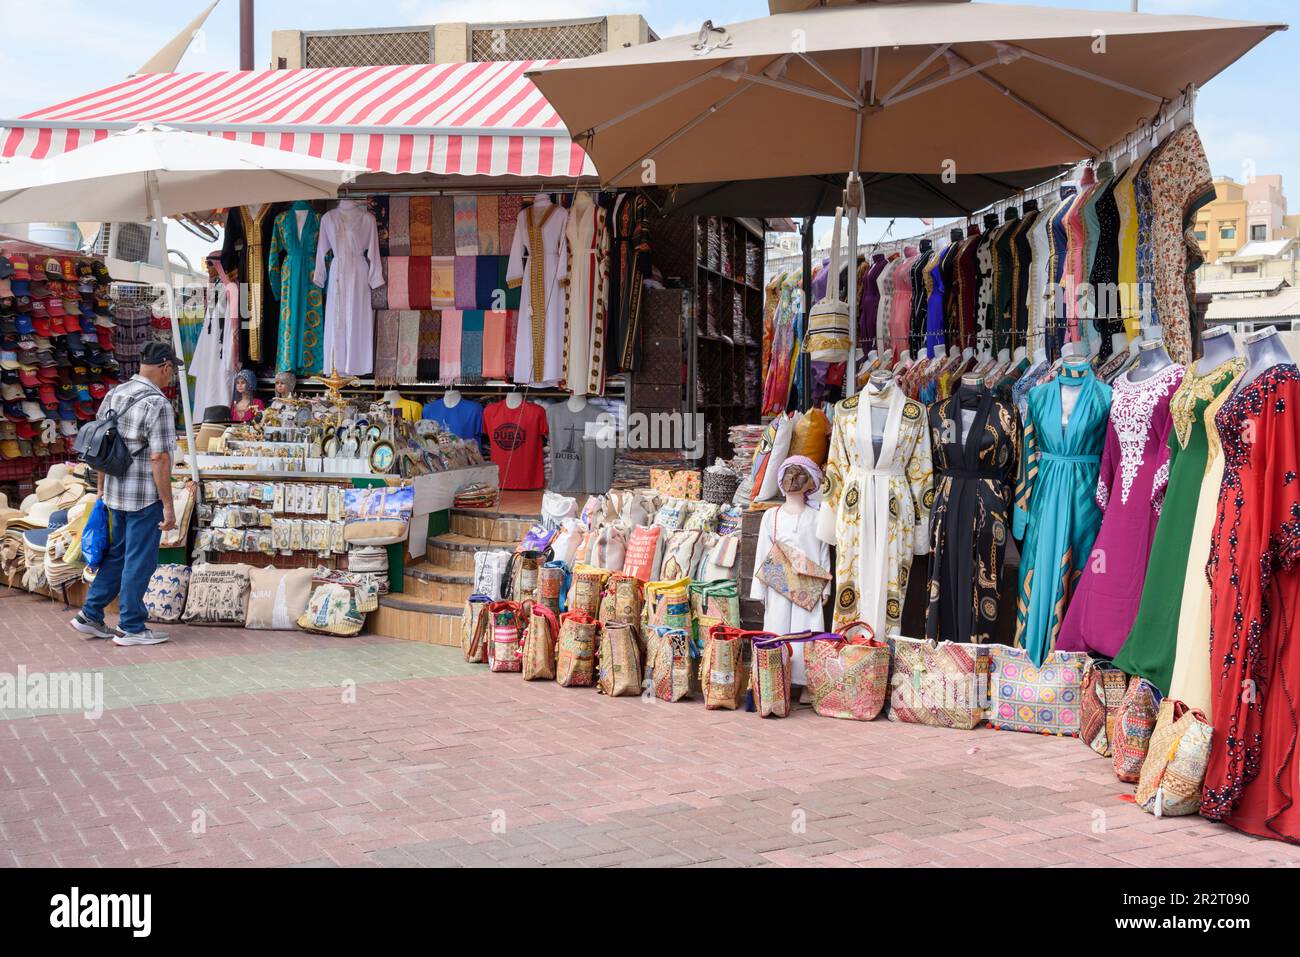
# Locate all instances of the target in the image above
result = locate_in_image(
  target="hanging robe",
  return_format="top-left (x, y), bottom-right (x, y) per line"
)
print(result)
top-left (1057, 363), bottom-right (1184, 658)
top-left (1202, 363), bottom-right (1300, 842)
top-left (219, 202), bottom-right (287, 367)
top-left (818, 382), bottom-right (934, 637)
top-left (506, 198), bottom-right (568, 386)
top-left (924, 387), bottom-right (1020, 644)
top-left (268, 203), bottom-right (324, 376)
top-left (562, 193), bottom-right (611, 397)
top-left (1012, 362), bottom-right (1112, 665)
top-left (314, 202), bottom-right (384, 376)
top-left (611, 193), bottom-right (651, 373)
top-left (190, 259), bottom-right (241, 414)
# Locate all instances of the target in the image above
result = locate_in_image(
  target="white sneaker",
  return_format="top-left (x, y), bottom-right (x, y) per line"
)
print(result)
top-left (70, 613), bottom-right (115, 640)
top-left (113, 629), bottom-right (170, 646)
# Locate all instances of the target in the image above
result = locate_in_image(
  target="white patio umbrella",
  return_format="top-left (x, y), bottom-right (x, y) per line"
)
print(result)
top-left (0, 124), bottom-right (366, 484)
top-left (531, 1), bottom-right (1284, 393)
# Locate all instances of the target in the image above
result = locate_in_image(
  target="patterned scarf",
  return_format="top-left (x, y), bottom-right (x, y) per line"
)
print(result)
top-left (477, 195), bottom-right (500, 254)
top-left (498, 195), bottom-right (523, 252)
top-left (439, 310), bottom-right (462, 384)
top-left (385, 256), bottom-right (410, 310)
top-left (454, 255), bottom-right (477, 309)
top-left (397, 311), bottom-right (420, 383)
top-left (374, 310), bottom-right (400, 385)
top-left (370, 195), bottom-right (390, 256)
top-left (454, 196), bottom-right (479, 255)
top-left (430, 197), bottom-right (456, 256)
top-left (430, 256), bottom-right (455, 309)
top-left (417, 310), bottom-right (440, 382)
top-left (408, 256), bottom-right (432, 310)
top-left (408, 196), bottom-right (433, 255)
top-left (483, 309), bottom-right (508, 380)
top-left (387, 196), bottom-right (411, 255)
top-left (370, 255), bottom-right (389, 310)
top-left (460, 310), bottom-right (484, 382)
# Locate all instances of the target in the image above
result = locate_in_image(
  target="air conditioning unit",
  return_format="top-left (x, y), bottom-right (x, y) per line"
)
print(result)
top-left (91, 222), bottom-right (164, 265)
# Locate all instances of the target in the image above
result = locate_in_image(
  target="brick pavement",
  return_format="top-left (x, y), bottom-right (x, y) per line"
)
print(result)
top-left (2, 589), bottom-right (1299, 868)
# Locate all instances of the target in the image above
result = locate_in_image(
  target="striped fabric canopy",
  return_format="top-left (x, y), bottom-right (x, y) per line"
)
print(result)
top-left (1, 60), bottom-right (593, 179)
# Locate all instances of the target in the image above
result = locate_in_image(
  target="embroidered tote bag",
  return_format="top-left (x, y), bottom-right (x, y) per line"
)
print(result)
top-left (700, 625), bottom-right (754, 711)
top-left (987, 646), bottom-right (1087, 736)
top-left (598, 573), bottom-right (644, 627)
top-left (646, 627), bottom-right (696, 703)
top-left (521, 601), bottom-right (560, 681)
top-left (755, 540), bottom-right (832, 612)
top-left (1135, 699), bottom-right (1213, 817)
top-left (297, 583), bottom-right (365, 636)
top-left (696, 531), bottom-right (742, 581)
top-left (461, 594), bottom-right (493, 663)
top-left (644, 577), bottom-right (692, 637)
top-left (750, 632), bottom-right (796, 718)
top-left (1080, 659), bottom-right (1129, 757)
top-left (805, 623), bottom-right (890, 722)
top-left (597, 622), bottom-right (642, 697)
top-left (805, 207), bottom-right (851, 363)
top-left (246, 566), bottom-right (314, 630)
top-left (688, 579), bottom-right (740, 645)
top-left (556, 612), bottom-right (600, 688)
top-left (486, 600), bottom-right (524, 673)
top-left (1113, 676), bottom-right (1164, 783)
top-left (568, 564), bottom-right (611, 618)
top-left (887, 636), bottom-right (992, 730)
top-left (144, 564), bottom-right (192, 623)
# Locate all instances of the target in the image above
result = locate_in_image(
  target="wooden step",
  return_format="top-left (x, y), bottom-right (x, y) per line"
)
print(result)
top-left (369, 594), bottom-right (463, 647)
top-left (426, 532), bottom-right (511, 572)
top-left (448, 509), bottom-right (537, 545)
top-left (404, 564), bottom-right (475, 605)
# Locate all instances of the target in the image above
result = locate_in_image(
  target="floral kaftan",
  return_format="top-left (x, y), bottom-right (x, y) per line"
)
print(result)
top-left (268, 202), bottom-right (323, 376)
top-left (818, 381), bottom-right (933, 637)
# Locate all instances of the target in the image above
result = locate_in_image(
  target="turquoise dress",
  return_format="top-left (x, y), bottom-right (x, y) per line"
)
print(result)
top-left (268, 201), bottom-right (324, 376)
top-left (1012, 361), bottom-right (1111, 664)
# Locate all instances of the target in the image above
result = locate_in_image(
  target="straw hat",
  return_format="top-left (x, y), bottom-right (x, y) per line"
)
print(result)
top-left (35, 477), bottom-right (65, 502)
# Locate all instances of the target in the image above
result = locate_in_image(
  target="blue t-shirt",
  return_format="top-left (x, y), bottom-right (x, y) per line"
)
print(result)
top-left (422, 397), bottom-right (485, 442)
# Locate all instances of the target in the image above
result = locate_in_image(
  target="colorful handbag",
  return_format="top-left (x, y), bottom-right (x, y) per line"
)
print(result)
top-left (805, 623), bottom-right (890, 721)
top-left (805, 207), bottom-right (851, 363)
top-left (644, 577), bottom-right (692, 632)
top-left (1113, 676), bottom-right (1164, 783)
top-left (521, 601), bottom-right (560, 681)
top-left (688, 579), bottom-right (740, 645)
top-left (1080, 659), bottom-right (1129, 757)
top-left (987, 646), bottom-right (1087, 736)
top-left (568, 564), bottom-right (610, 618)
top-left (461, 594), bottom-right (492, 663)
top-left (750, 632), bottom-right (797, 718)
top-left (887, 636), bottom-right (992, 730)
top-left (486, 600), bottom-right (523, 673)
top-left (556, 612), bottom-right (600, 688)
top-left (597, 573), bottom-right (644, 626)
top-left (700, 625), bottom-right (754, 711)
top-left (659, 528), bottom-right (705, 581)
top-left (1135, 699), bottom-right (1213, 817)
top-left (503, 548), bottom-right (550, 602)
top-left (755, 540), bottom-right (833, 612)
top-left (597, 622), bottom-right (643, 697)
top-left (646, 627), bottom-right (695, 702)
top-left (536, 561), bottom-right (568, 614)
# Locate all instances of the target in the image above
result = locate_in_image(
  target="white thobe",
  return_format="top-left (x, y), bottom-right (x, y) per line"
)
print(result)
top-left (563, 192), bottom-right (610, 397)
top-left (314, 202), bottom-right (384, 375)
top-left (507, 197), bottom-right (568, 387)
top-left (190, 267), bottom-right (239, 413)
top-left (750, 504), bottom-right (831, 685)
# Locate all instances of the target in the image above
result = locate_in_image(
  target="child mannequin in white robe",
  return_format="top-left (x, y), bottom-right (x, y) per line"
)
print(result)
top-left (750, 456), bottom-right (832, 690)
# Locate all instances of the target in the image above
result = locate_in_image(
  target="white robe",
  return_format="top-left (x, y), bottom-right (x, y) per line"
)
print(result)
top-left (750, 504), bottom-right (831, 685)
top-left (313, 202), bottom-right (384, 376)
top-left (507, 197), bottom-right (568, 387)
top-left (190, 269), bottom-right (239, 414)
top-left (563, 192), bottom-right (610, 397)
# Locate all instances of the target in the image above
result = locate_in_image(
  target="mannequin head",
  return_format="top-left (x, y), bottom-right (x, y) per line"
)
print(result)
top-left (274, 372), bottom-right (296, 399)
top-left (777, 455), bottom-right (822, 503)
top-left (234, 369), bottom-right (257, 402)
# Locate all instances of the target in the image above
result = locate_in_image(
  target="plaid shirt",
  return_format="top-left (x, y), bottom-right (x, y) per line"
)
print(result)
top-left (96, 375), bottom-right (177, 512)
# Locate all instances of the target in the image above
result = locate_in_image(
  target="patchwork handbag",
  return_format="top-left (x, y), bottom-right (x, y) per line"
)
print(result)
top-left (597, 622), bottom-right (643, 697)
top-left (1135, 699), bottom-right (1213, 817)
top-left (143, 564), bottom-right (192, 623)
top-left (755, 539), bottom-right (832, 612)
top-left (521, 601), bottom-right (560, 681)
top-left (461, 594), bottom-right (492, 663)
top-left (1080, 659), bottom-right (1129, 757)
top-left (887, 636), bottom-right (992, 730)
top-left (700, 625), bottom-right (755, 711)
top-left (556, 612), bottom-right (600, 687)
top-left (568, 564), bottom-right (611, 617)
top-left (805, 207), bottom-right (851, 364)
top-left (644, 577), bottom-right (692, 633)
top-left (653, 498), bottom-right (689, 530)
top-left (750, 631), bottom-right (797, 718)
top-left (645, 627), bottom-right (696, 702)
top-left (805, 623), bottom-right (890, 722)
top-left (987, 646), bottom-right (1087, 736)
top-left (503, 548), bottom-right (550, 602)
top-left (688, 579), bottom-right (740, 645)
top-left (1113, 676), bottom-right (1165, 783)
top-left (598, 573), bottom-right (644, 626)
top-left (486, 600), bottom-right (524, 673)
top-left (536, 561), bottom-right (568, 614)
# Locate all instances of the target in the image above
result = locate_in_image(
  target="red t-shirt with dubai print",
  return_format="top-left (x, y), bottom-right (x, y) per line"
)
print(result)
top-left (483, 400), bottom-right (548, 490)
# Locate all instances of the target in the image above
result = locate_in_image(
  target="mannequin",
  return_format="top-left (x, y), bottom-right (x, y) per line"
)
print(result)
top-left (505, 390), bottom-right (525, 410)
top-left (382, 389), bottom-right (401, 406)
top-left (1199, 325), bottom-right (1238, 374)
top-left (567, 393), bottom-right (588, 413)
top-left (1059, 356), bottom-right (1090, 425)
top-left (1233, 326), bottom-right (1294, 395)
top-left (1129, 333), bottom-right (1174, 382)
top-left (958, 372), bottom-right (984, 442)
top-left (444, 388), bottom-right (462, 409)
top-left (750, 456), bottom-right (831, 694)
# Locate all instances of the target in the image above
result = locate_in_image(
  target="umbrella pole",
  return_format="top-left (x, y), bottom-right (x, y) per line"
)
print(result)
top-left (148, 174), bottom-right (202, 492)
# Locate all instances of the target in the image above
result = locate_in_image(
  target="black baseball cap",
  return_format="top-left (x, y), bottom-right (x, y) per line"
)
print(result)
top-left (140, 340), bottom-right (176, 366)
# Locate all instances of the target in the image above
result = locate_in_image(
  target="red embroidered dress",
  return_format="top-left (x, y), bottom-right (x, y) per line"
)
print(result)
top-left (1201, 364), bottom-right (1300, 842)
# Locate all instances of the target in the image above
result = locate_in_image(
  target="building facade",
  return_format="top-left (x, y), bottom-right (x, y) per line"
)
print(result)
top-left (1194, 174), bottom-right (1300, 263)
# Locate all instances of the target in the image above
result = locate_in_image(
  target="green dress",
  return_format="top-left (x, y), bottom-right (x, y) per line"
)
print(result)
top-left (1112, 357), bottom-right (1245, 689)
top-left (268, 202), bottom-right (324, 376)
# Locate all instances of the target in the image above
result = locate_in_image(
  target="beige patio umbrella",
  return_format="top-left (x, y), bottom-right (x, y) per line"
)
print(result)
top-left (530, 1), bottom-right (1284, 392)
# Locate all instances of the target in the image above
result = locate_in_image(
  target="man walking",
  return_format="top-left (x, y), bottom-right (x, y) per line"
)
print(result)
top-left (71, 341), bottom-right (179, 645)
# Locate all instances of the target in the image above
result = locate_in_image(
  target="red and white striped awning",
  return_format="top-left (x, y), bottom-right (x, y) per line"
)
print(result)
top-left (1, 60), bottom-right (594, 179)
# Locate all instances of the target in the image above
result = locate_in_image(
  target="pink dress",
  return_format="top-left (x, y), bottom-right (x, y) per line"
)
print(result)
top-left (1056, 363), bottom-right (1184, 657)
top-left (889, 246), bottom-right (919, 353)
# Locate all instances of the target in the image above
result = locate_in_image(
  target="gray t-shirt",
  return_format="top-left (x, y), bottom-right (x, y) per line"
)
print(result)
top-left (546, 402), bottom-right (608, 493)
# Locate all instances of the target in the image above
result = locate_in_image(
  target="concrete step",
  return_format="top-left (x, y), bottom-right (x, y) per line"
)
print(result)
top-left (425, 532), bottom-right (511, 572)
top-left (369, 593), bottom-right (463, 647)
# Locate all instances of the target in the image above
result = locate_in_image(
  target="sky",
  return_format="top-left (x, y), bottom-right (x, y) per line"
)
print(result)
top-left (0, 0), bottom-right (1295, 257)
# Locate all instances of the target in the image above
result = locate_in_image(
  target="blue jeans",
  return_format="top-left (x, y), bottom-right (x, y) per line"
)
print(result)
top-left (83, 499), bottom-right (164, 635)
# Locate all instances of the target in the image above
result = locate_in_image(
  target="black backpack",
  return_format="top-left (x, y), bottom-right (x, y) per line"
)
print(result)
top-left (73, 384), bottom-right (154, 477)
